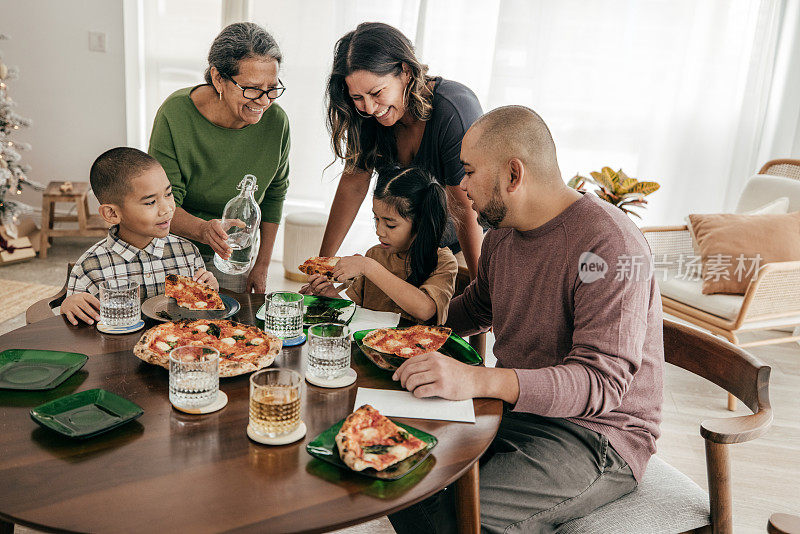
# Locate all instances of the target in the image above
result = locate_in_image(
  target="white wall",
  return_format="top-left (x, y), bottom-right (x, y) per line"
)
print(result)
top-left (0, 0), bottom-right (127, 216)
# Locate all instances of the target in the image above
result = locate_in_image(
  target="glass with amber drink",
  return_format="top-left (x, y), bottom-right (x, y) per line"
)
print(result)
top-left (249, 368), bottom-right (302, 438)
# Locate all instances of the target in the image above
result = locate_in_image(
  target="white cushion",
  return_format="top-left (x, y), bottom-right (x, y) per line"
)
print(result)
top-left (735, 175), bottom-right (800, 213)
top-left (558, 456), bottom-right (710, 534)
top-left (658, 275), bottom-right (743, 320)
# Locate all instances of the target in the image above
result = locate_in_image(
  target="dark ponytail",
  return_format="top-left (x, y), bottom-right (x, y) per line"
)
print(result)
top-left (374, 166), bottom-right (447, 286)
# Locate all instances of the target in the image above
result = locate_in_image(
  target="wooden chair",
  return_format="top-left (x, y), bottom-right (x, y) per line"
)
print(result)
top-left (25, 263), bottom-right (73, 324)
top-left (559, 319), bottom-right (772, 534)
top-left (759, 158), bottom-right (800, 180)
top-left (39, 181), bottom-right (107, 258)
top-left (642, 160), bottom-right (800, 410)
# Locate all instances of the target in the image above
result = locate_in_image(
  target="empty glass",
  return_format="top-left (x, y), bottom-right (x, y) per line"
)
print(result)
top-left (249, 368), bottom-right (302, 438)
top-left (264, 291), bottom-right (304, 340)
top-left (169, 345), bottom-right (219, 408)
top-left (99, 279), bottom-right (140, 326)
top-left (306, 323), bottom-right (351, 380)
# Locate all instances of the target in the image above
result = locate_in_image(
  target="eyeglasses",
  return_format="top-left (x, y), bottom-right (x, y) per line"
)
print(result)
top-left (225, 75), bottom-right (286, 101)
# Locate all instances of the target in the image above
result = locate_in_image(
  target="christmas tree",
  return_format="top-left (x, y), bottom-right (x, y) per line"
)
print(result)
top-left (0, 33), bottom-right (43, 240)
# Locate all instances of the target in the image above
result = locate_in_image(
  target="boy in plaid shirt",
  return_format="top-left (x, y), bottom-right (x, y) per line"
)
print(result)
top-left (62, 147), bottom-right (218, 325)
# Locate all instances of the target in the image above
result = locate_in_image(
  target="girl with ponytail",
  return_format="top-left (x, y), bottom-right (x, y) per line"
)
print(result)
top-left (300, 166), bottom-right (458, 324)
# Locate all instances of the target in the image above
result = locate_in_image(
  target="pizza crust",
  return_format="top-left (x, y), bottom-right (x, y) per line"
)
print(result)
top-left (298, 256), bottom-right (340, 278)
top-left (362, 325), bottom-right (451, 359)
top-left (132, 320), bottom-right (281, 377)
top-left (336, 404), bottom-right (427, 472)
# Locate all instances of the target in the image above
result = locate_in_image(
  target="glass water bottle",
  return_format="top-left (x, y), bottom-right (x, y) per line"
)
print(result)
top-left (214, 174), bottom-right (261, 275)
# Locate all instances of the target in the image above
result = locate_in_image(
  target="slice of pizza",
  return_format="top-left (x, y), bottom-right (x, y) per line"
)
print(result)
top-left (336, 405), bottom-right (427, 472)
top-left (363, 325), bottom-right (452, 359)
top-left (298, 256), bottom-right (340, 279)
top-left (165, 274), bottom-right (225, 310)
top-left (132, 319), bottom-right (282, 377)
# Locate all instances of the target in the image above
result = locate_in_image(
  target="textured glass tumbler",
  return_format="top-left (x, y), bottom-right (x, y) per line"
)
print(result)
top-left (99, 279), bottom-right (140, 326)
top-left (264, 291), bottom-right (304, 339)
top-left (249, 368), bottom-right (302, 438)
top-left (307, 323), bottom-right (351, 380)
top-left (169, 345), bottom-right (219, 408)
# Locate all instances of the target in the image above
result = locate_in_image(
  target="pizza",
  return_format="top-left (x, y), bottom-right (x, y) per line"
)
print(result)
top-left (133, 319), bottom-right (281, 377)
top-left (362, 325), bottom-right (451, 359)
top-left (298, 256), bottom-right (340, 279)
top-left (336, 405), bottom-right (427, 472)
top-left (165, 274), bottom-right (225, 310)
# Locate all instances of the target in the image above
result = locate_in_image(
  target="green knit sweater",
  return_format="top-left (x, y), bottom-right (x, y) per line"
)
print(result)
top-left (148, 85), bottom-right (290, 256)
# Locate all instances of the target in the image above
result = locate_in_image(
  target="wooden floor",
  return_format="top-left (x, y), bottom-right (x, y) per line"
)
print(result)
top-left (2, 246), bottom-right (798, 533)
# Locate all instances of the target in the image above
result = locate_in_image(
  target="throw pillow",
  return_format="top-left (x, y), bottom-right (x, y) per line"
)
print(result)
top-left (688, 211), bottom-right (800, 295)
top-left (685, 197), bottom-right (790, 255)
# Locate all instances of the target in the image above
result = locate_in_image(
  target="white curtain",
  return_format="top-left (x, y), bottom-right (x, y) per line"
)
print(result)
top-left (136, 0), bottom-right (788, 257)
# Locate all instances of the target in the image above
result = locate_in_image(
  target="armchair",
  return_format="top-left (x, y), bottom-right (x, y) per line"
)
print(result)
top-left (642, 159), bottom-right (800, 410)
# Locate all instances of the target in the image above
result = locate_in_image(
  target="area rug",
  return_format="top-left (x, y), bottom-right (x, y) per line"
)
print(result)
top-left (0, 279), bottom-right (59, 323)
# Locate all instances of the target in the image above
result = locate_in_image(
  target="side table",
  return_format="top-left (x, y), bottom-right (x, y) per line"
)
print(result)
top-left (39, 181), bottom-right (108, 258)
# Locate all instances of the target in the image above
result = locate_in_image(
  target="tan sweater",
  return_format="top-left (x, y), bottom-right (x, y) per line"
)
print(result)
top-left (446, 194), bottom-right (664, 481)
top-left (346, 245), bottom-right (458, 324)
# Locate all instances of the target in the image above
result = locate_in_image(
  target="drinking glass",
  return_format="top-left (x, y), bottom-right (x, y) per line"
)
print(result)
top-left (306, 323), bottom-right (351, 380)
top-left (249, 368), bottom-right (302, 438)
top-left (99, 279), bottom-right (140, 326)
top-left (264, 291), bottom-right (304, 339)
top-left (169, 345), bottom-right (219, 408)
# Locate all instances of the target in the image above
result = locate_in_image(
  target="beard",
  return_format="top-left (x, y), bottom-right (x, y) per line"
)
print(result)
top-left (476, 182), bottom-right (507, 230)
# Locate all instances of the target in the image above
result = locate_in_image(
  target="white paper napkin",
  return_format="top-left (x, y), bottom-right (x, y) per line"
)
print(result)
top-left (354, 387), bottom-right (476, 423)
top-left (348, 306), bottom-right (401, 333)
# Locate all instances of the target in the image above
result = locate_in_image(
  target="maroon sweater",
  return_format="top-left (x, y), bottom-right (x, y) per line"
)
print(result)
top-left (447, 194), bottom-right (664, 481)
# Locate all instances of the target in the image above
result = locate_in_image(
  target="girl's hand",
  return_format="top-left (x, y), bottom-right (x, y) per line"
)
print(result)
top-left (193, 268), bottom-right (219, 291)
top-left (301, 274), bottom-right (340, 298)
top-left (332, 254), bottom-right (370, 282)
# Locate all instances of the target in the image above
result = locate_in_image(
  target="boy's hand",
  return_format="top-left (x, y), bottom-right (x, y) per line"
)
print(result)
top-left (193, 268), bottom-right (219, 291)
top-left (61, 293), bottom-right (101, 325)
top-left (332, 254), bottom-right (370, 282)
top-left (300, 274), bottom-right (340, 298)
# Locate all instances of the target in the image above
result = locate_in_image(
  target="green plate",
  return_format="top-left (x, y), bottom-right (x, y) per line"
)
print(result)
top-left (353, 329), bottom-right (483, 371)
top-left (0, 349), bottom-right (89, 390)
top-left (256, 295), bottom-right (356, 326)
top-left (306, 417), bottom-right (437, 480)
top-left (30, 388), bottom-right (143, 438)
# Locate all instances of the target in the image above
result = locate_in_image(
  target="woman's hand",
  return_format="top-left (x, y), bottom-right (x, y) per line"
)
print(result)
top-left (193, 268), bottom-right (219, 291)
top-left (200, 219), bottom-right (231, 258)
top-left (300, 274), bottom-right (340, 298)
top-left (200, 219), bottom-right (245, 259)
top-left (332, 254), bottom-right (371, 282)
top-left (246, 259), bottom-right (269, 294)
top-left (61, 293), bottom-right (101, 325)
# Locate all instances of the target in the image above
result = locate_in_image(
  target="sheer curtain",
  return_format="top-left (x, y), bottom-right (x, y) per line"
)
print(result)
top-left (135, 0), bottom-right (787, 257)
top-left (418, 0), bottom-right (783, 226)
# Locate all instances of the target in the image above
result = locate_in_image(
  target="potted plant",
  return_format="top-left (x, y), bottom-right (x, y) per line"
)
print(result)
top-left (568, 167), bottom-right (659, 218)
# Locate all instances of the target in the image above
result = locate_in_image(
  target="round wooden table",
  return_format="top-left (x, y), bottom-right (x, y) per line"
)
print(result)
top-left (0, 293), bottom-right (502, 533)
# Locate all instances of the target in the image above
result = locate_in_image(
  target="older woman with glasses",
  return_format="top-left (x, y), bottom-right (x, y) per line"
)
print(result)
top-left (148, 22), bottom-right (289, 293)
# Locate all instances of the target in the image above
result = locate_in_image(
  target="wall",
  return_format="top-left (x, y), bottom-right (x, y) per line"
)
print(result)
top-left (0, 0), bottom-right (126, 217)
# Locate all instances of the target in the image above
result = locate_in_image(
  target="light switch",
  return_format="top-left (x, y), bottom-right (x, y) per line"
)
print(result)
top-left (88, 31), bottom-right (107, 53)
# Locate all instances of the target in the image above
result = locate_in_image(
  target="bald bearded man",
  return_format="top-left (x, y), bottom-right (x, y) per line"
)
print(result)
top-left (389, 106), bottom-right (664, 533)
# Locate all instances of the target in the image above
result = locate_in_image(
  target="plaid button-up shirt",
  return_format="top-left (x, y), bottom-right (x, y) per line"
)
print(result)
top-left (67, 226), bottom-right (205, 299)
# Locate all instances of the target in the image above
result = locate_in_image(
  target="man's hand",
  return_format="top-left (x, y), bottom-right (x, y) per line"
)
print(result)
top-left (61, 293), bottom-right (101, 325)
top-left (193, 268), bottom-right (219, 291)
top-left (392, 352), bottom-right (479, 400)
top-left (201, 219), bottom-right (245, 259)
top-left (332, 254), bottom-right (370, 282)
top-left (299, 273), bottom-right (340, 298)
top-left (246, 260), bottom-right (269, 293)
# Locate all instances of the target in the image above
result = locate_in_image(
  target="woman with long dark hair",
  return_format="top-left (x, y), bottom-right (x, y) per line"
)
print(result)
top-left (319, 22), bottom-right (484, 278)
top-left (302, 166), bottom-right (457, 324)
